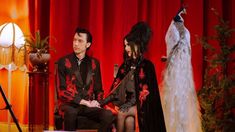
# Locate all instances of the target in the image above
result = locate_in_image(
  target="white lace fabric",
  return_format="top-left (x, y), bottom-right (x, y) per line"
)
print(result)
top-left (162, 21), bottom-right (202, 132)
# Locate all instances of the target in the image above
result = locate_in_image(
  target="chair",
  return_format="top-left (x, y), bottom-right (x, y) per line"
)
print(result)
top-left (53, 62), bottom-right (99, 131)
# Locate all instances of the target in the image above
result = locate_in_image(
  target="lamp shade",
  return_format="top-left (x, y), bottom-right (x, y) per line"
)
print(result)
top-left (0, 22), bottom-right (26, 69)
top-left (0, 22), bottom-right (25, 48)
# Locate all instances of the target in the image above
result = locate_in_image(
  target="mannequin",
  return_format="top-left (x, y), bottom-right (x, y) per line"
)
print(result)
top-left (162, 7), bottom-right (202, 132)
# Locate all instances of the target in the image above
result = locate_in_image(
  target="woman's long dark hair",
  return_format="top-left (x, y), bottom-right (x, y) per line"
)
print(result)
top-left (123, 21), bottom-right (152, 70)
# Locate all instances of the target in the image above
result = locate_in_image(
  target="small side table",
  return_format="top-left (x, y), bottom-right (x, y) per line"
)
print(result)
top-left (28, 72), bottom-right (49, 132)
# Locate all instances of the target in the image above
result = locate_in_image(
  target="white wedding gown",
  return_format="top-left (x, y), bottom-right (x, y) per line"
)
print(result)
top-left (162, 20), bottom-right (202, 132)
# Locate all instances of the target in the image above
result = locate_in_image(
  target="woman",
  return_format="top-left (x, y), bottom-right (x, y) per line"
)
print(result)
top-left (102, 22), bottom-right (166, 132)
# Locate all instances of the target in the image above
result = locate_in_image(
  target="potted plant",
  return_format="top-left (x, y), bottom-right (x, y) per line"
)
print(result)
top-left (22, 30), bottom-right (56, 72)
top-left (197, 8), bottom-right (235, 132)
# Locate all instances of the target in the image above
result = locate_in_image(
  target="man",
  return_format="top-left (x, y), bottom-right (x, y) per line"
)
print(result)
top-left (57, 27), bottom-right (114, 131)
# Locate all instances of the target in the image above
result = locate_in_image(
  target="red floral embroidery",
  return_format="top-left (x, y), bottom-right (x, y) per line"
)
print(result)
top-left (64, 75), bottom-right (78, 101)
top-left (65, 58), bottom-right (71, 68)
top-left (71, 75), bottom-right (76, 81)
top-left (142, 84), bottom-right (148, 90)
top-left (139, 68), bottom-right (145, 79)
top-left (91, 59), bottom-right (96, 70)
top-left (113, 78), bottom-right (121, 87)
top-left (87, 77), bottom-right (94, 98)
top-left (59, 90), bottom-right (73, 101)
top-left (120, 68), bottom-right (125, 74)
top-left (139, 84), bottom-right (149, 106)
top-left (66, 76), bottom-right (70, 82)
top-left (97, 92), bottom-right (104, 101)
top-left (67, 83), bottom-right (77, 94)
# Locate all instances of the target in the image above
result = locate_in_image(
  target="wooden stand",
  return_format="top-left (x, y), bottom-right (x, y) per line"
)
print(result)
top-left (28, 72), bottom-right (49, 132)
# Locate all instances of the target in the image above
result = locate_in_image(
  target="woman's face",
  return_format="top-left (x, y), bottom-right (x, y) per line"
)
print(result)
top-left (124, 39), bottom-right (138, 59)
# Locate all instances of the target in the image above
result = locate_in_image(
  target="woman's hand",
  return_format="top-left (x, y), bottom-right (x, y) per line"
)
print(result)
top-left (119, 103), bottom-right (132, 112)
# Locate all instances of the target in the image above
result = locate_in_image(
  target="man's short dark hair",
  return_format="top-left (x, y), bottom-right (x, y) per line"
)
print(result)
top-left (75, 27), bottom-right (92, 43)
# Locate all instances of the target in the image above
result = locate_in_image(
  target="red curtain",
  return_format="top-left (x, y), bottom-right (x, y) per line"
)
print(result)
top-left (28, 0), bottom-right (235, 126)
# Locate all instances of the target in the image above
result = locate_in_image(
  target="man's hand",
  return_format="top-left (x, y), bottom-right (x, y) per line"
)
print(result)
top-left (80, 99), bottom-right (92, 107)
top-left (80, 99), bottom-right (101, 108)
top-left (90, 100), bottom-right (101, 108)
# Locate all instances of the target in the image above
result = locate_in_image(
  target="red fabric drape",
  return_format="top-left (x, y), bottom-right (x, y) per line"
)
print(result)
top-left (27, 0), bottom-right (234, 126)
top-left (49, 0), bottom-right (204, 95)
top-left (28, 0), bottom-right (50, 37)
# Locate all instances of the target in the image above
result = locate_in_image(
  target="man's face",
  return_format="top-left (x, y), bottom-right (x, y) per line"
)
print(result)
top-left (73, 33), bottom-right (91, 55)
